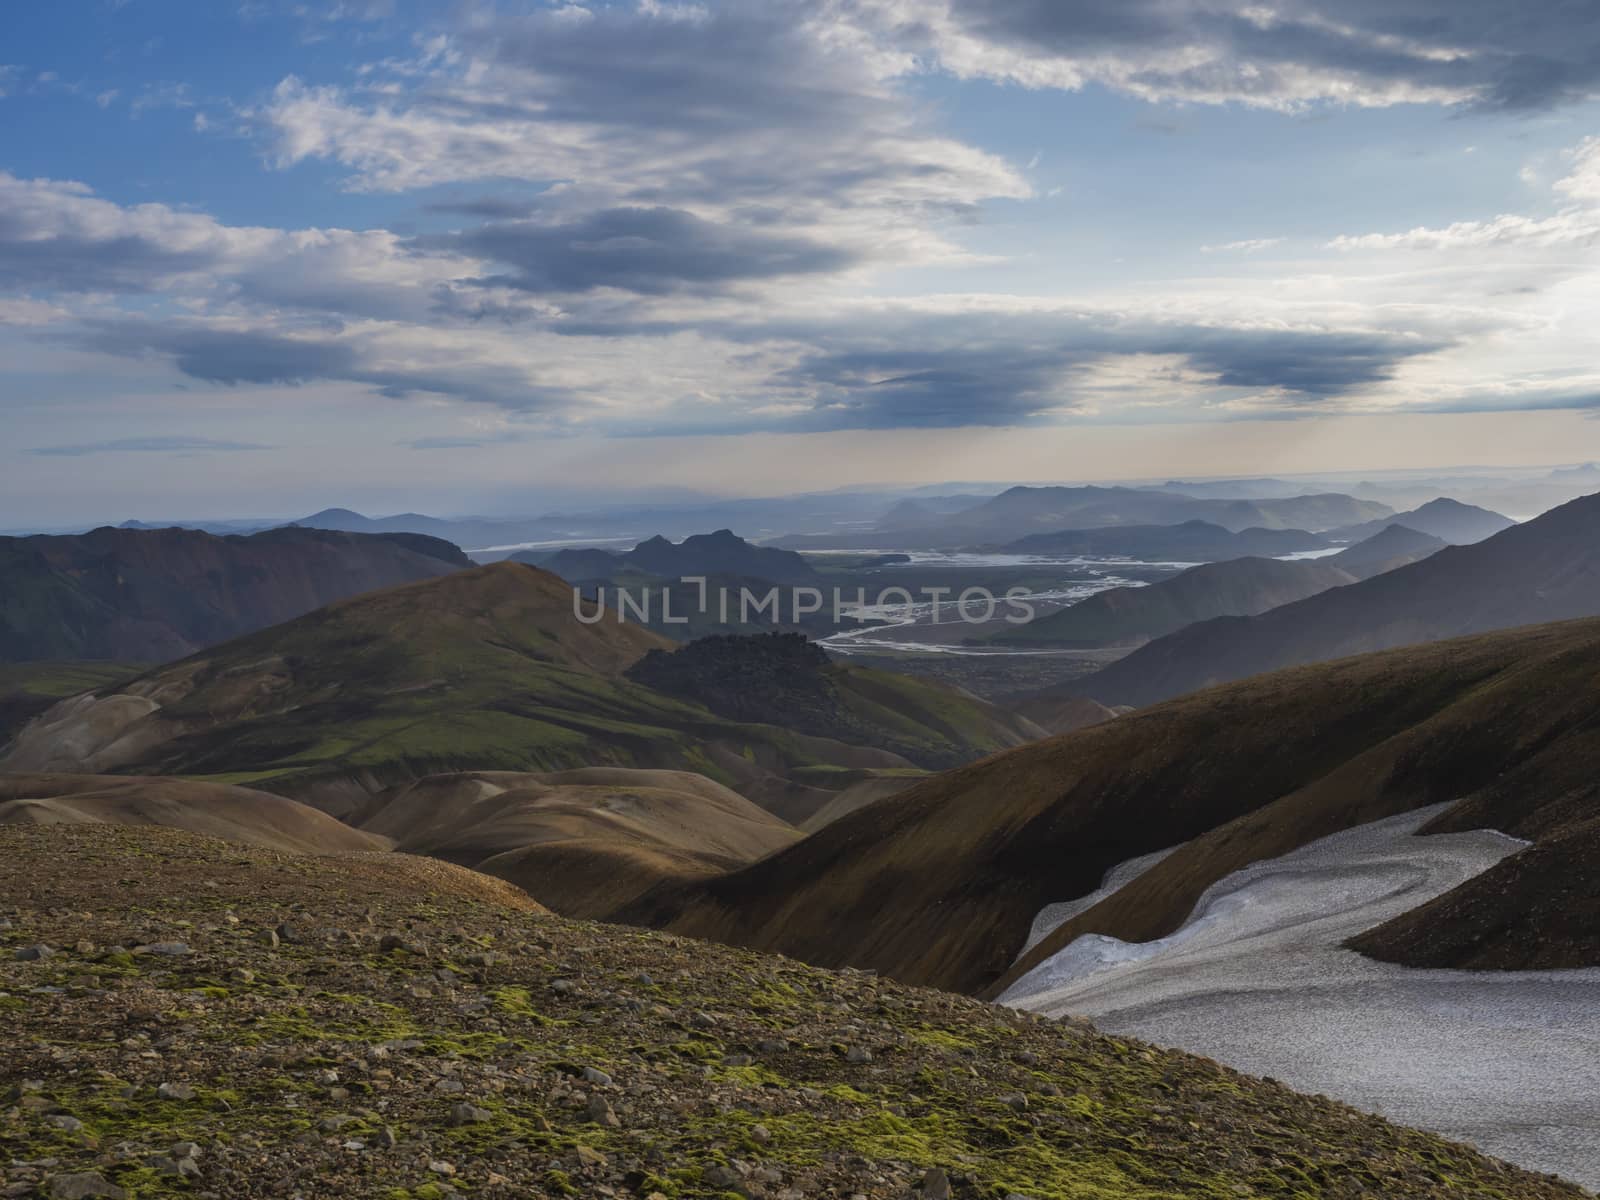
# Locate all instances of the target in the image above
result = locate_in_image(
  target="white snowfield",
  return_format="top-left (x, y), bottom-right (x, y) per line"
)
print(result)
top-left (1002, 807), bottom-right (1600, 1191)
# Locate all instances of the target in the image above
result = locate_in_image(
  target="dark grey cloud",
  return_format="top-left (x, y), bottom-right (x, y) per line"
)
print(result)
top-left (27, 436), bottom-right (273, 457)
top-left (754, 316), bottom-right (1452, 430)
top-left (896, 0), bottom-right (1600, 111)
top-left (431, 207), bottom-right (858, 295)
top-left (68, 318), bottom-right (575, 412)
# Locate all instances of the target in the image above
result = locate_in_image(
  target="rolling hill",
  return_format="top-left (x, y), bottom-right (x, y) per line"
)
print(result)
top-left (619, 616), bottom-right (1600, 997)
top-left (0, 525), bottom-right (469, 664)
top-left (0, 773), bottom-right (385, 854)
top-left (1078, 490), bottom-right (1600, 707)
top-left (352, 767), bottom-right (800, 917)
top-left (995, 525), bottom-right (1444, 649)
top-left (1328, 497), bottom-right (1516, 545)
top-left (0, 563), bottom-right (1037, 820)
top-left (532, 528), bottom-right (819, 586)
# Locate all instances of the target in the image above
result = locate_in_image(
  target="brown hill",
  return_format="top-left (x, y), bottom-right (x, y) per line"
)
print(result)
top-left (619, 617), bottom-right (1600, 996)
top-left (0, 525), bottom-right (469, 664)
top-left (352, 767), bottom-right (800, 916)
top-left (0, 773), bottom-right (385, 855)
top-left (1349, 817), bottom-right (1600, 970)
top-left (1079, 490), bottom-right (1600, 707)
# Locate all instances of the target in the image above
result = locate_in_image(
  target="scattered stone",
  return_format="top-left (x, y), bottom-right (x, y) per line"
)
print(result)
top-left (374, 1126), bottom-right (398, 1149)
top-left (46, 1174), bottom-right (126, 1200)
top-left (586, 1094), bottom-right (620, 1128)
top-left (581, 1066), bottom-right (613, 1086)
top-left (156, 1082), bottom-right (196, 1102)
top-left (844, 1045), bottom-right (873, 1064)
top-left (448, 1103), bottom-right (492, 1126)
top-left (750, 1123), bottom-right (772, 1145)
top-left (428, 1161), bottom-right (456, 1177)
top-left (921, 1168), bottom-right (952, 1200)
top-left (44, 1115), bottom-right (84, 1134)
top-left (1000, 1092), bottom-right (1029, 1111)
top-left (139, 942), bottom-right (191, 957)
top-left (15, 945), bottom-right (54, 961)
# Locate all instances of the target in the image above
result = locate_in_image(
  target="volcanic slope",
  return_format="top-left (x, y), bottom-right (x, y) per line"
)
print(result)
top-left (620, 615), bottom-right (1600, 997)
top-left (0, 563), bottom-right (1035, 818)
top-left (1079, 490), bottom-right (1600, 707)
top-left (0, 823), bottom-right (1583, 1200)
top-left (0, 773), bottom-right (384, 855)
top-left (0, 525), bottom-right (469, 664)
top-left (352, 767), bottom-right (800, 917)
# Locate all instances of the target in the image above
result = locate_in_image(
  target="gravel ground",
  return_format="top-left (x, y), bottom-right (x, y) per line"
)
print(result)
top-left (1002, 808), bottom-right (1600, 1191)
top-left (3, 823), bottom-right (1587, 1200)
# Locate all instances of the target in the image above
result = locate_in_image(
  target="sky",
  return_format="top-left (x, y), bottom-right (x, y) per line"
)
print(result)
top-left (4, 0), bottom-right (1600, 523)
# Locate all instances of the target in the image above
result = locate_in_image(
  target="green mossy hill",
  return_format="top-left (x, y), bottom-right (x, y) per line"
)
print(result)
top-left (1, 565), bottom-right (1032, 812)
top-left (0, 662), bottom-right (143, 748)
top-left (0, 824), bottom-right (1583, 1200)
top-left (627, 633), bottom-right (1041, 769)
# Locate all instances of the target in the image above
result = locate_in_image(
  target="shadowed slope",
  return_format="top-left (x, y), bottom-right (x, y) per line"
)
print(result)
top-left (0, 525), bottom-right (469, 664)
top-left (621, 617), bottom-right (1600, 997)
top-left (1081, 491), bottom-right (1600, 707)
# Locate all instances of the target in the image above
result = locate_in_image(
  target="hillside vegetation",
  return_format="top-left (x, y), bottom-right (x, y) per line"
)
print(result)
top-left (0, 824), bottom-right (1581, 1200)
top-left (0, 564), bottom-right (1034, 821)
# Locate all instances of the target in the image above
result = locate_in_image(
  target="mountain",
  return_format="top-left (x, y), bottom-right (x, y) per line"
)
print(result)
top-left (532, 528), bottom-right (818, 586)
top-left (767, 486), bottom-right (1393, 549)
top-left (292, 507), bottom-right (576, 551)
top-left (0, 563), bottom-right (1036, 821)
top-left (353, 767), bottom-right (800, 917)
top-left (1078, 491), bottom-right (1600, 707)
top-left (1001, 520), bottom-right (1327, 560)
top-left (619, 616), bottom-right (1600, 997)
top-left (995, 525), bottom-right (1444, 651)
top-left (0, 773), bottom-right (385, 854)
top-left (1328, 497), bottom-right (1516, 545)
top-left (625, 632), bottom-right (1039, 769)
top-left (994, 557), bottom-right (1357, 648)
top-left (0, 525), bottom-right (469, 664)
top-left (7, 825), bottom-right (1576, 1200)
top-left (1323, 522), bottom-right (1447, 574)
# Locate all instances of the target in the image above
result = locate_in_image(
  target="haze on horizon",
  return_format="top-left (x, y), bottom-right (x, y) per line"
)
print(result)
top-left (5, 0), bottom-right (1600, 525)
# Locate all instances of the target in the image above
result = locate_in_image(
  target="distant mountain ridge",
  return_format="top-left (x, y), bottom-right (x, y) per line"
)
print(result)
top-left (1328, 497), bottom-right (1516, 545)
top-left (768, 486), bottom-right (1393, 549)
top-left (0, 525), bottom-right (469, 664)
top-left (1001, 520), bottom-right (1327, 561)
top-left (1079, 491), bottom-right (1600, 707)
top-left (996, 525), bottom-right (1445, 649)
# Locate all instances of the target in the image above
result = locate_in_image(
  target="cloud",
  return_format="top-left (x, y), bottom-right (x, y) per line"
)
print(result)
top-left (257, 3), bottom-right (1028, 269)
top-left (1330, 138), bottom-right (1600, 251)
top-left (27, 436), bottom-right (274, 457)
top-left (0, 172), bottom-right (271, 293)
top-left (433, 206), bottom-right (860, 295)
top-left (849, 0), bottom-right (1600, 112)
top-left (1202, 237), bottom-right (1287, 254)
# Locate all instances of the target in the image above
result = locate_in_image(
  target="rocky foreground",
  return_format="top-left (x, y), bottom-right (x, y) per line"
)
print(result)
top-left (0, 827), bottom-right (1587, 1200)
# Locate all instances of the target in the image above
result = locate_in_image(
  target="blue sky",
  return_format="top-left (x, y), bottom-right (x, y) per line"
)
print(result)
top-left (4, 0), bottom-right (1600, 522)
